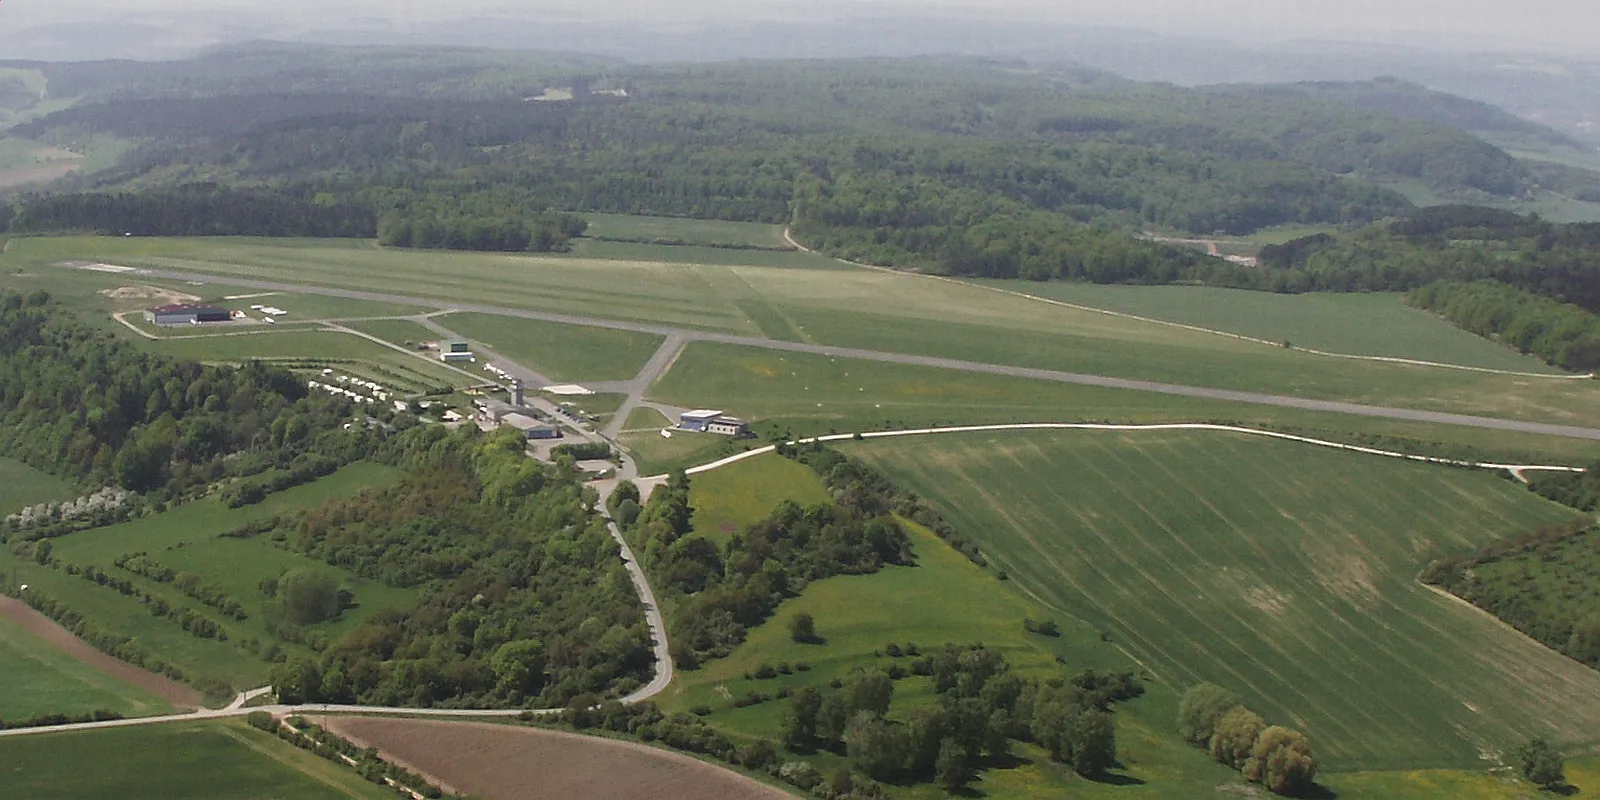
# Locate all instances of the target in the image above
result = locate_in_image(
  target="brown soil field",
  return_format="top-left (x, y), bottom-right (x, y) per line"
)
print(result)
top-left (0, 594), bottom-right (203, 710)
top-left (319, 716), bottom-right (797, 800)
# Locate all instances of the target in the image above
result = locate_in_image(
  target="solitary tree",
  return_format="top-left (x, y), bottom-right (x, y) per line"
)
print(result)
top-left (1179, 683), bottom-right (1242, 747)
top-left (790, 612), bottom-right (817, 643)
top-left (1210, 706), bottom-right (1267, 770)
top-left (1244, 726), bottom-right (1317, 796)
top-left (1515, 737), bottom-right (1566, 790)
top-left (278, 568), bottom-right (341, 625)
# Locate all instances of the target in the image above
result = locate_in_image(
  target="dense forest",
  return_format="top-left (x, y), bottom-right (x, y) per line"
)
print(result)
top-left (14, 47), bottom-right (1585, 256)
top-left (0, 290), bottom-right (362, 509)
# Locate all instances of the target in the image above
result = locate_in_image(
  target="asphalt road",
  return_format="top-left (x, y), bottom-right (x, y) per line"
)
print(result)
top-left (119, 265), bottom-right (1600, 442)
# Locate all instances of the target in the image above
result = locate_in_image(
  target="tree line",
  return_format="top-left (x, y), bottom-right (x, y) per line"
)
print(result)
top-left (1407, 279), bottom-right (1600, 371)
top-left (1178, 683), bottom-right (1317, 796)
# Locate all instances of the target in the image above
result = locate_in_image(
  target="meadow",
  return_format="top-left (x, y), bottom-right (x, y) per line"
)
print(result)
top-left (0, 720), bottom-right (395, 799)
top-left (580, 213), bottom-right (794, 249)
top-left (685, 452), bottom-right (833, 541)
top-left (967, 281), bottom-right (1562, 373)
top-left (16, 234), bottom-right (1596, 430)
top-left (843, 429), bottom-right (1598, 771)
top-left (0, 456), bottom-right (76, 516)
top-left (0, 615), bottom-right (170, 721)
top-left (438, 311), bottom-right (666, 382)
top-left (620, 427), bottom-right (740, 477)
top-left (647, 342), bottom-right (1600, 463)
top-left (0, 464), bottom-right (415, 688)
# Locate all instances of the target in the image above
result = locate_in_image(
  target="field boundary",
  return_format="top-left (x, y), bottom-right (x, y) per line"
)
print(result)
top-left (666, 422), bottom-right (1589, 482)
top-left (782, 228), bottom-right (1593, 380)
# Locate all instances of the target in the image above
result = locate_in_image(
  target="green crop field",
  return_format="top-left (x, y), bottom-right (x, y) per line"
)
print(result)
top-left (0, 720), bottom-right (395, 799)
top-left (569, 239), bottom-right (841, 268)
top-left (0, 615), bottom-right (171, 721)
top-left (844, 429), bottom-right (1599, 771)
top-left (438, 312), bottom-right (665, 382)
top-left (0, 464), bottom-right (415, 688)
top-left (968, 282), bottom-right (1561, 373)
top-left (647, 342), bottom-right (1600, 463)
top-left (581, 213), bottom-right (794, 249)
top-left (687, 453), bottom-right (833, 540)
top-left (664, 456), bottom-right (1244, 799)
top-left (0, 457), bottom-right (75, 516)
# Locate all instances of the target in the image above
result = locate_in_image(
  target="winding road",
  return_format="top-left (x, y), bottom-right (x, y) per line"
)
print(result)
top-left (84, 264), bottom-right (1600, 442)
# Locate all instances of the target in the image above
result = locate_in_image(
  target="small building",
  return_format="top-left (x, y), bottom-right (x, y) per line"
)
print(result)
top-left (503, 413), bottom-right (562, 440)
top-left (474, 398), bottom-right (518, 422)
top-left (679, 409), bottom-right (750, 437)
top-left (147, 304), bottom-right (231, 326)
top-left (441, 340), bottom-right (474, 362)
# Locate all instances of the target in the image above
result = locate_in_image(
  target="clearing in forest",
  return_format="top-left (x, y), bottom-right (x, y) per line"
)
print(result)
top-left (845, 429), bottom-right (1600, 771)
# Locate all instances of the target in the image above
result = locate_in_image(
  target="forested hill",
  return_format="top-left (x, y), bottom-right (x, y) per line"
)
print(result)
top-left (5, 47), bottom-right (1573, 241)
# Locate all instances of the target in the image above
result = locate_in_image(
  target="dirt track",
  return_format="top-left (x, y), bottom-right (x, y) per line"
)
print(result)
top-left (319, 716), bottom-right (796, 800)
top-left (0, 595), bottom-right (203, 711)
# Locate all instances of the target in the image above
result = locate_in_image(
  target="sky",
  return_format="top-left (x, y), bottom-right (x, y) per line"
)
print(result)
top-left (2, 0), bottom-right (1597, 55)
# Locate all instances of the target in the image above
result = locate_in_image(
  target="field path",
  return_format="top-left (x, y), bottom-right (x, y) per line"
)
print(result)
top-left (72, 263), bottom-right (1600, 442)
top-left (0, 595), bottom-right (203, 711)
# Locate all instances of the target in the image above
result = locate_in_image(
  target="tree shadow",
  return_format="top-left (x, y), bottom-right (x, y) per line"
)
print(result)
top-left (1299, 782), bottom-right (1340, 799)
top-left (1085, 771), bottom-right (1146, 787)
top-left (1550, 784), bottom-right (1580, 797)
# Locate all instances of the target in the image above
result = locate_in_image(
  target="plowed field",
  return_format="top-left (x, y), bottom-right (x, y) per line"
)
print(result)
top-left (319, 717), bottom-right (794, 800)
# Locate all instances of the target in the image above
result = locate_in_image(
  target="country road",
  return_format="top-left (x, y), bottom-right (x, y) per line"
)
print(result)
top-left (99, 264), bottom-right (1600, 442)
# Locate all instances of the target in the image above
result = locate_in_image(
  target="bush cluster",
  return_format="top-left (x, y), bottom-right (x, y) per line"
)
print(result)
top-left (1178, 684), bottom-right (1317, 796)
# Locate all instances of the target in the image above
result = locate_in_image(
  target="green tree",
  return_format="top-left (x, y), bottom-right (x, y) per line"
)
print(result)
top-left (782, 686), bottom-right (823, 749)
top-left (278, 568), bottom-right (341, 625)
top-left (936, 738), bottom-right (975, 792)
top-left (491, 639), bottom-right (547, 697)
top-left (845, 711), bottom-right (910, 782)
top-left (1244, 726), bottom-right (1317, 796)
top-left (1516, 737), bottom-right (1566, 790)
top-left (1210, 706), bottom-right (1267, 770)
top-left (1179, 682), bottom-right (1241, 747)
top-left (1068, 710), bottom-right (1118, 777)
top-left (790, 612), bottom-right (817, 643)
top-left (844, 671), bottom-right (894, 717)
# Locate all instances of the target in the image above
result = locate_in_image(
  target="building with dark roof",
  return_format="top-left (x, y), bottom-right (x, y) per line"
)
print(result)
top-left (147, 304), bottom-right (231, 326)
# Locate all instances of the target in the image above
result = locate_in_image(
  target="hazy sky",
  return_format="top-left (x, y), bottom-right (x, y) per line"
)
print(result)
top-left (3, 0), bottom-right (1598, 54)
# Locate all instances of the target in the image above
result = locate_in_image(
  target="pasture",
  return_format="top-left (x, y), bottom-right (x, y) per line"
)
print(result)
top-left (969, 281), bottom-right (1562, 373)
top-left (0, 456), bottom-right (75, 516)
top-left (0, 464), bottom-right (414, 688)
top-left (439, 311), bottom-right (665, 382)
top-left (0, 720), bottom-right (395, 799)
top-left (647, 342), bottom-right (1600, 463)
top-left (0, 614), bottom-right (170, 721)
top-left (9, 236), bottom-right (1600, 429)
top-left (581, 213), bottom-right (793, 249)
top-left (844, 429), bottom-right (1598, 770)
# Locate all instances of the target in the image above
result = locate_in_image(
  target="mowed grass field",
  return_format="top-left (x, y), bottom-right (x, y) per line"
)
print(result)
top-left (0, 456), bottom-right (75, 516)
top-left (0, 464), bottom-right (414, 688)
top-left (10, 236), bottom-right (1598, 430)
top-left (438, 311), bottom-right (665, 382)
top-left (844, 429), bottom-right (1599, 771)
top-left (686, 453), bottom-right (832, 541)
top-left (0, 720), bottom-right (395, 799)
top-left (969, 281), bottom-right (1562, 373)
top-left (581, 213), bottom-right (794, 249)
top-left (0, 615), bottom-right (171, 721)
top-left (648, 342), bottom-right (1600, 463)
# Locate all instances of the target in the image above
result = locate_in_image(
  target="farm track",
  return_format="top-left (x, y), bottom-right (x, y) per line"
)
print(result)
top-left (83, 264), bottom-right (1600, 442)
